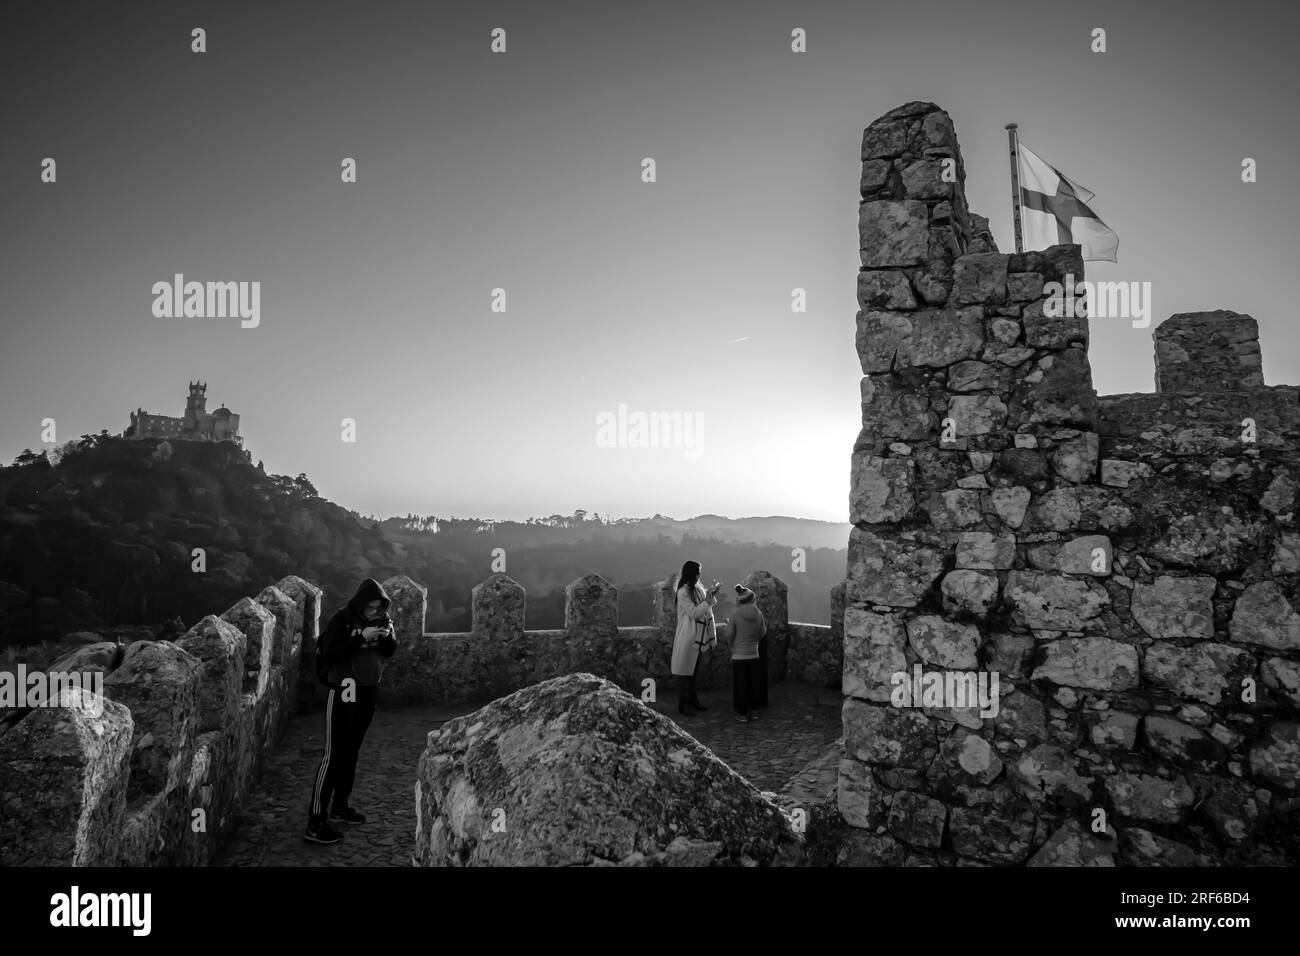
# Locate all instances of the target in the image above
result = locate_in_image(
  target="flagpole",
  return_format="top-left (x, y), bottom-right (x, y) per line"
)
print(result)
top-left (1005, 123), bottom-right (1024, 254)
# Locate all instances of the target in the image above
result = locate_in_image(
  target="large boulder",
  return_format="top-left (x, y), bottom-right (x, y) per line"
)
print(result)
top-left (414, 673), bottom-right (800, 866)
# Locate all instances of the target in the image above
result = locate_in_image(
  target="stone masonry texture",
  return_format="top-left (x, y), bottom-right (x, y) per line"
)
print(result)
top-left (839, 100), bottom-right (1300, 866)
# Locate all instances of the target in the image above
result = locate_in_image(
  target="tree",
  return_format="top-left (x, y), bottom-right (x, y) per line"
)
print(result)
top-left (13, 449), bottom-right (39, 467)
top-left (45, 440), bottom-right (80, 467)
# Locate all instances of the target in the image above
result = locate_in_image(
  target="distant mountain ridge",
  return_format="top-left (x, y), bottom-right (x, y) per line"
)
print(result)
top-left (0, 438), bottom-right (846, 652)
top-left (379, 512), bottom-right (850, 550)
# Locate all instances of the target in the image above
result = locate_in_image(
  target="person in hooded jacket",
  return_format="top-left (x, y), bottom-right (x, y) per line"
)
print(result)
top-left (304, 578), bottom-right (397, 844)
top-left (728, 584), bottom-right (766, 722)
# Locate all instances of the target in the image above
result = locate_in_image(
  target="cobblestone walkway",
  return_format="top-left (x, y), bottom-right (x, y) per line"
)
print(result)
top-left (214, 680), bottom-right (843, 866)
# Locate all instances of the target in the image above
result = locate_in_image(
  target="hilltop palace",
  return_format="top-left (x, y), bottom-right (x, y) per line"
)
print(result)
top-left (124, 381), bottom-right (242, 446)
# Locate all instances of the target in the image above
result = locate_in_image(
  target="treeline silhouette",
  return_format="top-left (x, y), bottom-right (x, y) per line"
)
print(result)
top-left (0, 437), bottom-right (844, 655)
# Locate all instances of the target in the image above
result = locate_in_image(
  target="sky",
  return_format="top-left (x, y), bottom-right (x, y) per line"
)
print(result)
top-left (2, 0), bottom-right (1296, 523)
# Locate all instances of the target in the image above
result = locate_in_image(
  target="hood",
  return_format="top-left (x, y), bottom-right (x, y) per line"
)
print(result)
top-left (347, 577), bottom-right (391, 620)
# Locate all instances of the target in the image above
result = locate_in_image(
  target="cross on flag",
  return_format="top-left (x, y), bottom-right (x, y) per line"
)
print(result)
top-left (1016, 142), bottom-right (1118, 262)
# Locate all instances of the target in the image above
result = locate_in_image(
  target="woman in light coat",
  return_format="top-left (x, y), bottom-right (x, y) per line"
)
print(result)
top-left (670, 559), bottom-right (719, 716)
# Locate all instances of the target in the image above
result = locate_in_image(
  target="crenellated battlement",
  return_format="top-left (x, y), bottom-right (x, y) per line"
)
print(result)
top-left (0, 575), bottom-right (320, 866)
top-left (1097, 309), bottom-right (1300, 446)
top-left (0, 567), bottom-right (840, 866)
top-left (1153, 310), bottom-right (1265, 393)
top-left (348, 570), bottom-right (840, 707)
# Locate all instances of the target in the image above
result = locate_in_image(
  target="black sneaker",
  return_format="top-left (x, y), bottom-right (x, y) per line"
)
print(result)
top-left (330, 805), bottom-right (367, 825)
top-left (304, 821), bottom-right (344, 844)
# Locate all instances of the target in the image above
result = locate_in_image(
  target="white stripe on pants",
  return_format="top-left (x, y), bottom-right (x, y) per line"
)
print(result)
top-left (310, 688), bottom-right (335, 817)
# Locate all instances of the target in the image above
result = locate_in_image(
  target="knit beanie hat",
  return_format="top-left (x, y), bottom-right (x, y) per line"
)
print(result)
top-left (735, 585), bottom-right (755, 604)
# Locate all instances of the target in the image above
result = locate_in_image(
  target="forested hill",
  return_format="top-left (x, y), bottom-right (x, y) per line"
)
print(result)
top-left (0, 437), bottom-right (847, 652)
top-left (0, 437), bottom-right (396, 648)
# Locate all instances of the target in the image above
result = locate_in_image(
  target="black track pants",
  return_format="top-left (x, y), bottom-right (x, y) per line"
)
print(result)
top-left (308, 683), bottom-right (378, 825)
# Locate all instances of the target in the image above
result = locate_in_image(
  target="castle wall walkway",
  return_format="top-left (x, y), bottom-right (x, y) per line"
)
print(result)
top-left (214, 680), bottom-right (842, 866)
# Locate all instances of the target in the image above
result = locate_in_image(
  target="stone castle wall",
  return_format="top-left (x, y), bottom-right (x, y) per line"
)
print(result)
top-left (0, 575), bottom-right (320, 866)
top-left (1, 566), bottom-right (839, 866)
top-left (362, 570), bottom-right (840, 707)
top-left (839, 101), bottom-right (1299, 865)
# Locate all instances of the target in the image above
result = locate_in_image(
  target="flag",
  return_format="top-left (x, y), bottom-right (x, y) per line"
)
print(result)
top-left (1016, 141), bottom-right (1118, 262)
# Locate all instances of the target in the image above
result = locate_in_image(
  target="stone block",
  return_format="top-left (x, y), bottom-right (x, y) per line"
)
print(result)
top-left (1105, 772), bottom-right (1194, 824)
top-left (564, 574), bottom-right (618, 637)
top-left (1142, 642), bottom-right (1254, 706)
top-left (103, 640), bottom-right (202, 801)
top-left (947, 360), bottom-right (1002, 393)
top-left (220, 598), bottom-right (274, 697)
top-left (940, 570), bottom-right (999, 616)
top-left (950, 252), bottom-right (1009, 305)
top-left (1028, 820), bottom-right (1114, 866)
top-left (255, 585), bottom-right (296, 666)
top-left (1049, 432), bottom-right (1098, 483)
top-left (0, 693), bottom-right (132, 866)
top-left (888, 791), bottom-right (948, 848)
top-left (846, 528), bottom-right (945, 607)
top-left (1088, 711), bottom-right (1139, 751)
top-left (1099, 459), bottom-right (1153, 487)
top-left (837, 757), bottom-right (882, 829)
top-left (925, 489), bottom-right (983, 529)
top-left (1247, 721), bottom-right (1300, 791)
top-left (1027, 535), bottom-right (1111, 576)
top-left (1131, 575), bottom-right (1216, 640)
top-left (947, 394), bottom-right (1008, 436)
top-left (1143, 715), bottom-right (1227, 773)
top-left (843, 697), bottom-right (938, 768)
top-left (859, 375), bottom-right (935, 444)
top-left (1031, 637), bottom-right (1139, 690)
top-left (850, 455), bottom-right (916, 523)
top-left (177, 615), bottom-right (245, 734)
top-left (948, 790), bottom-right (1036, 863)
top-left (1022, 298), bottom-right (1089, 348)
top-left (1154, 310), bottom-right (1264, 393)
top-left (1005, 571), bottom-right (1109, 630)
top-left (1024, 348), bottom-right (1095, 427)
top-left (843, 608), bottom-right (907, 702)
top-left (956, 531), bottom-right (1015, 570)
top-left (382, 575), bottom-right (428, 647)
top-left (472, 574), bottom-right (527, 639)
top-left (1231, 581), bottom-right (1300, 651)
top-left (860, 201), bottom-right (930, 267)
top-left (1007, 272), bottom-right (1045, 303)
top-left (989, 487), bottom-right (1031, 528)
top-left (900, 159), bottom-right (952, 200)
top-left (905, 615), bottom-right (980, 669)
top-left (857, 271), bottom-right (917, 310)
